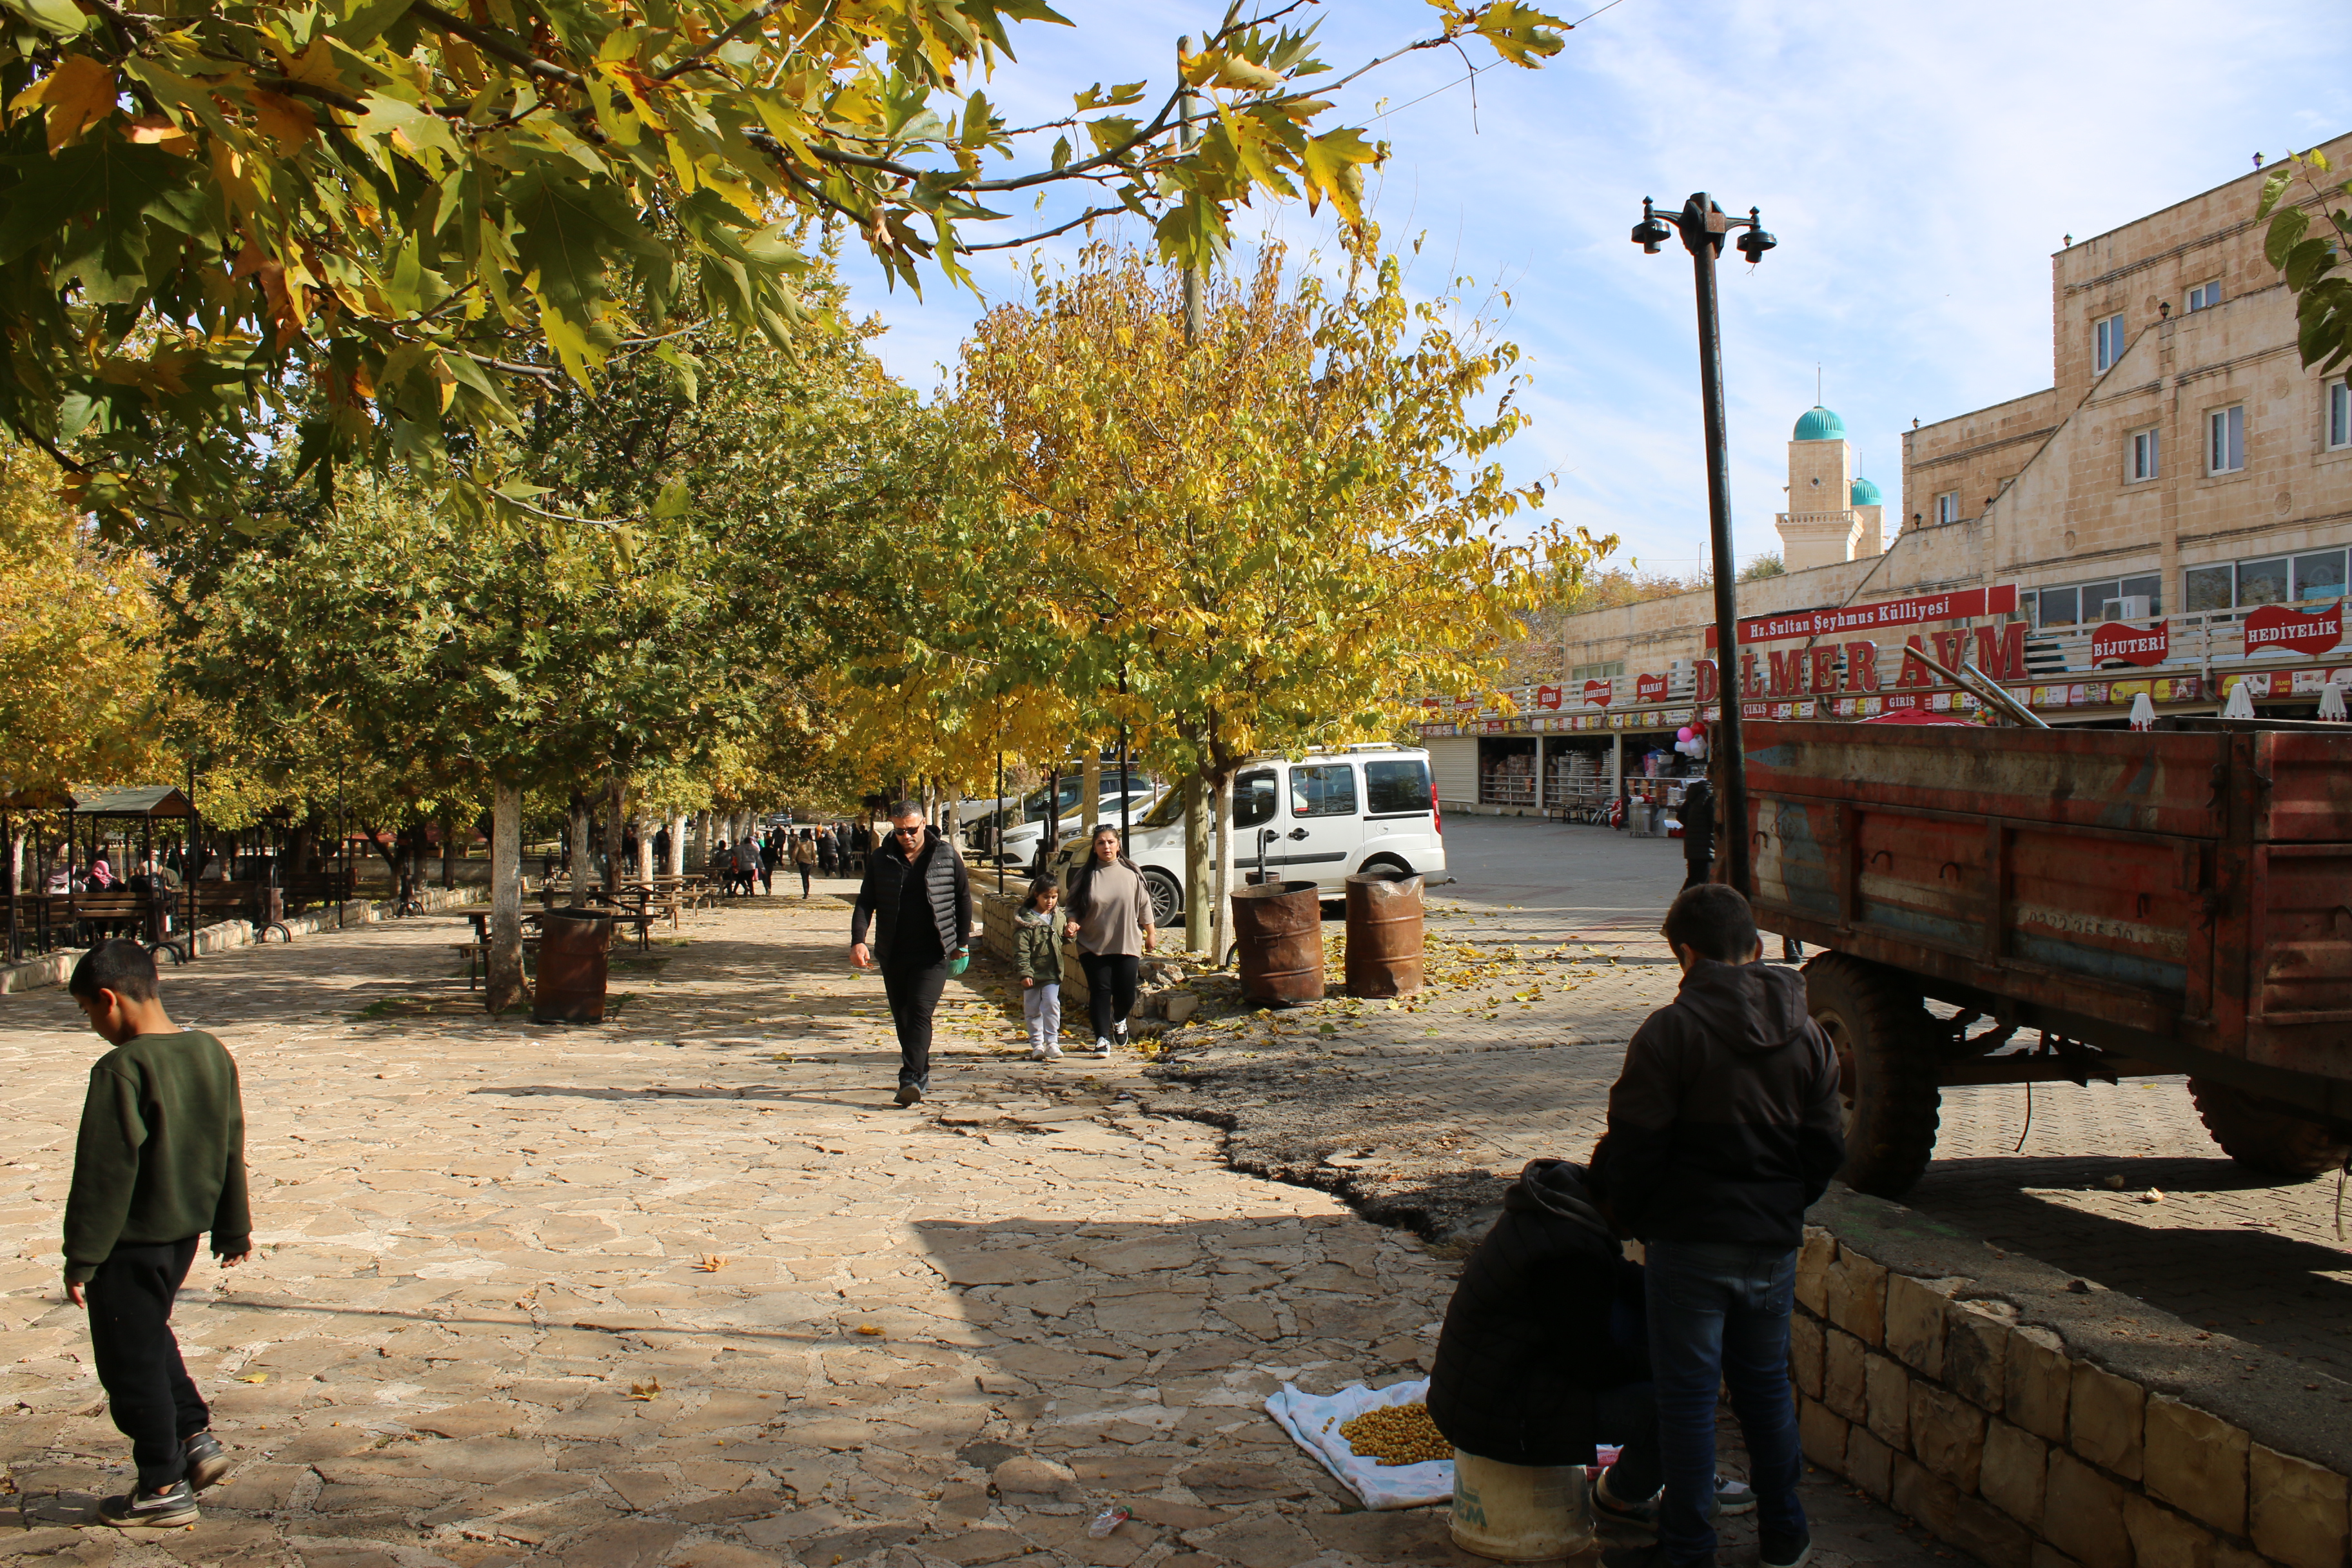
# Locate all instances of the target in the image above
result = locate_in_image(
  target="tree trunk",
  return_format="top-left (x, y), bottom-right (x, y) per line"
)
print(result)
top-left (634, 816), bottom-right (654, 881)
top-left (486, 782), bottom-right (529, 1014)
top-left (1210, 773), bottom-right (1233, 968)
top-left (669, 812), bottom-right (687, 876)
top-left (1183, 772), bottom-right (1210, 955)
top-left (567, 796), bottom-right (591, 906)
top-left (1082, 751), bottom-right (1101, 832)
top-left (439, 807), bottom-right (456, 888)
top-left (604, 775), bottom-right (626, 897)
top-left (694, 810), bottom-right (710, 871)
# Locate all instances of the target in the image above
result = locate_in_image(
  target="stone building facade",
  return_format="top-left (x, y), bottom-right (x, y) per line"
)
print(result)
top-left (1423, 134), bottom-right (2352, 812)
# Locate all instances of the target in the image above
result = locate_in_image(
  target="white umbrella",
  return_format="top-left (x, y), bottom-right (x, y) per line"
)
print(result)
top-left (2320, 680), bottom-right (2347, 721)
top-left (2128, 692), bottom-right (2157, 731)
top-left (2224, 678), bottom-right (2257, 720)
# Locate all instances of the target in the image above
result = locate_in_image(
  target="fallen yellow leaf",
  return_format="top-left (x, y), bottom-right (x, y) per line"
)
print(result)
top-left (693, 1254), bottom-right (727, 1272)
top-left (856, 1324), bottom-right (885, 1337)
top-left (626, 1379), bottom-right (663, 1400)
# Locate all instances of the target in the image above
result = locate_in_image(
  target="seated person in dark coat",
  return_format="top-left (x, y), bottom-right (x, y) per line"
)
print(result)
top-left (1426, 1158), bottom-right (1661, 1521)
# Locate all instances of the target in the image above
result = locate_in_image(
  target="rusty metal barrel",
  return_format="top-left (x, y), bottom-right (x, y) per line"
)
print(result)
top-left (533, 907), bottom-right (613, 1024)
top-left (1344, 872), bottom-right (1425, 997)
top-left (1232, 879), bottom-right (1324, 1006)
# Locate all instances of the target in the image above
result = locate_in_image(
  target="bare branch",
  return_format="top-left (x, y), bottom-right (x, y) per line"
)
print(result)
top-left (407, 2), bottom-right (588, 90)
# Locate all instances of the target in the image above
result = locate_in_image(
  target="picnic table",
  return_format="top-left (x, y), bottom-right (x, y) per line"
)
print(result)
top-left (451, 903), bottom-right (663, 988)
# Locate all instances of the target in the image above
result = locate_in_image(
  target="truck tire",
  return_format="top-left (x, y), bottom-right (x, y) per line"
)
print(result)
top-left (1803, 953), bottom-right (1942, 1199)
top-left (2188, 1079), bottom-right (2352, 1177)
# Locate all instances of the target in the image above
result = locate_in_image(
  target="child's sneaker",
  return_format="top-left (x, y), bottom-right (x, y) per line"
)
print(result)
top-left (1091, 1037), bottom-right (1112, 1057)
top-left (99, 1480), bottom-right (198, 1529)
top-left (1043, 1044), bottom-right (1063, 1061)
top-left (182, 1431), bottom-right (233, 1491)
top-left (1027, 1043), bottom-right (1048, 1061)
top-left (1591, 1470), bottom-right (1656, 1541)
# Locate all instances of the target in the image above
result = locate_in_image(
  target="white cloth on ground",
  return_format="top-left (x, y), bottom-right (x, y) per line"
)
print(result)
top-left (1263, 1378), bottom-right (1452, 1510)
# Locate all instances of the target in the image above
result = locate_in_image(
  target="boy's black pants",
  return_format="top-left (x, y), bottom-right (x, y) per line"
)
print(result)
top-left (85, 1237), bottom-right (207, 1491)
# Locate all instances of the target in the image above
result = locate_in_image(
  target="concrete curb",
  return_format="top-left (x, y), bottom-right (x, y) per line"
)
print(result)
top-left (0, 886), bottom-right (473, 995)
top-left (1796, 1184), bottom-right (2351, 1567)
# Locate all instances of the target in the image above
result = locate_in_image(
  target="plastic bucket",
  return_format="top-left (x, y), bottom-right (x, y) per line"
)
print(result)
top-left (534, 907), bottom-right (613, 1024)
top-left (1344, 871), bottom-right (1425, 997)
top-left (1231, 879), bottom-right (1324, 1006)
top-left (1449, 1449), bottom-right (1594, 1562)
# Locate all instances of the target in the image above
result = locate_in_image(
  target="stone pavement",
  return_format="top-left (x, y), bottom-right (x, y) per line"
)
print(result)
top-left (1147, 816), bottom-right (2352, 1389)
top-left (0, 884), bottom-right (1963, 1568)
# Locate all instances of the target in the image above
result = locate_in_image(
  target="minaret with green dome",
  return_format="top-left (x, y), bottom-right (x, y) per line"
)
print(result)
top-left (1777, 404), bottom-right (1885, 570)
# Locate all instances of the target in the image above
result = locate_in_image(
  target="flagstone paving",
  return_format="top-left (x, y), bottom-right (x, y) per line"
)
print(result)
top-left (0, 883), bottom-right (1959, 1568)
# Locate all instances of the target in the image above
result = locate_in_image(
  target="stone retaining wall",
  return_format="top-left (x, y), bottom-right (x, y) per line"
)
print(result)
top-left (975, 888), bottom-right (1195, 1023)
top-left (1795, 1188), bottom-right (2350, 1568)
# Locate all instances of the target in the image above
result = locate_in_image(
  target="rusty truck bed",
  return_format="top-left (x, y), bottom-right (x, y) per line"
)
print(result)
top-left (1741, 720), bottom-right (2352, 1122)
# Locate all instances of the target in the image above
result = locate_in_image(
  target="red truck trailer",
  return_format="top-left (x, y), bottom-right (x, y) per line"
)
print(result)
top-left (1740, 716), bottom-right (2352, 1197)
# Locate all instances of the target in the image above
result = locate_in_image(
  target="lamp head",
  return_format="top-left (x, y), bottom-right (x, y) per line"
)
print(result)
top-left (1734, 209), bottom-right (1776, 264)
top-left (1631, 197), bottom-right (1671, 254)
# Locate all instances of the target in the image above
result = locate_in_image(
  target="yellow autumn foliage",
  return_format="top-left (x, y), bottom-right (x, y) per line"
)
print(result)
top-left (0, 440), bottom-right (162, 805)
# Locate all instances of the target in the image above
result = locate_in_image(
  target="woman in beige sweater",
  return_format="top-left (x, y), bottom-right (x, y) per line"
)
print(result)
top-left (1062, 825), bottom-right (1155, 1057)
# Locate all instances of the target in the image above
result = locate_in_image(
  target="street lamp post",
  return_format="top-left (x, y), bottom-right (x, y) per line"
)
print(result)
top-left (1632, 192), bottom-right (1776, 897)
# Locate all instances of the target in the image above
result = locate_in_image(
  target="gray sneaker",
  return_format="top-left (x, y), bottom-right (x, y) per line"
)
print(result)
top-left (182, 1431), bottom-right (233, 1491)
top-left (99, 1480), bottom-right (199, 1529)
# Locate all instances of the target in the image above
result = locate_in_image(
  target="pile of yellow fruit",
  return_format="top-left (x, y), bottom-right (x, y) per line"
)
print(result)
top-left (1338, 1403), bottom-right (1451, 1466)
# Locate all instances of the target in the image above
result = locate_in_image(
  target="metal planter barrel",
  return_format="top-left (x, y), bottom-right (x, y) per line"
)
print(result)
top-left (534, 907), bottom-right (614, 1024)
top-left (1344, 871), bottom-right (1425, 997)
top-left (1233, 879), bottom-right (1324, 1006)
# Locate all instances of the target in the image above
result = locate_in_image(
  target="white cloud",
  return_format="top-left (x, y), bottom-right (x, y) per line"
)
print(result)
top-left (835, 0), bottom-right (2352, 574)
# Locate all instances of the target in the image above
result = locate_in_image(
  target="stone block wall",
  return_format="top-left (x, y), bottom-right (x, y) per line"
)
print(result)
top-left (1792, 1200), bottom-right (2351, 1568)
top-left (975, 888), bottom-right (1194, 1023)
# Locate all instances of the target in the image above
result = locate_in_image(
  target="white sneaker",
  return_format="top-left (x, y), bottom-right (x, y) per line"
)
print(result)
top-left (1043, 1044), bottom-right (1063, 1061)
top-left (1092, 1037), bottom-right (1112, 1057)
top-left (1028, 1044), bottom-right (1048, 1061)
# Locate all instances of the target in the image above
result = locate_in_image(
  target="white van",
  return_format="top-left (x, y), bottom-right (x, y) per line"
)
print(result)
top-left (1049, 745), bottom-right (1444, 928)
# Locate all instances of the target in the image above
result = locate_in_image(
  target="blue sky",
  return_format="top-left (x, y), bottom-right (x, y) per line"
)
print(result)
top-left (834, 0), bottom-right (2352, 578)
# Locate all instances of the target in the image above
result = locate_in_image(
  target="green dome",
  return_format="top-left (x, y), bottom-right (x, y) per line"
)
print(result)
top-left (1850, 476), bottom-right (1883, 507)
top-left (1792, 406), bottom-right (1845, 442)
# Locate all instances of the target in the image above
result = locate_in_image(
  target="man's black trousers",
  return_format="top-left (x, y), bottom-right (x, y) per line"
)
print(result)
top-left (85, 1237), bottom-right (207, 1491)
top-left (881, 957), bottom-right (950, 1090)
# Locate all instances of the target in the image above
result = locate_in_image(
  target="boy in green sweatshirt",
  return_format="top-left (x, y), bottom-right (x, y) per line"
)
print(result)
top-left (63, 941), bottom-right (251, 1529)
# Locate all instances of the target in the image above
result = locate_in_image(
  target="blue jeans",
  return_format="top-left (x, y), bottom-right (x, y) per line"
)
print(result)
top-left (1644, 1241), bottom-right (1805, 1565)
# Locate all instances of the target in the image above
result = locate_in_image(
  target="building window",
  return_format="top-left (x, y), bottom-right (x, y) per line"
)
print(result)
top-left (1934, 491), bottom-right (1959, 525)
top-left (2329, 380), bottom-right (2350, 451)
top-left (2031, 574), bottom-right (2162, 627)
top-left (2184, 564), bottom-right (2235, 612)
top-left (2185, 550), bottom-right (2347, 614)
top-left (2296, 549), bottom-right (2347, 602)
top-left (2130, 427), bottom-right (2159, 482)
top-left (2094, 313), bottom-right (2126, 373)
top-left (2208, 404), bottom-right (2246, 474)
top-left (1569, 660), bottom-right (1623, 683)
top-left (2187, 281), bottom-right (2222, 313)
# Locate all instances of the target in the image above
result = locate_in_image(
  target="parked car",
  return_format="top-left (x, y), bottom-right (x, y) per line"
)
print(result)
top-left (1048, 747), bottom-right (1444, 928)
top-left (990, 771), bottom-right (1157, 869)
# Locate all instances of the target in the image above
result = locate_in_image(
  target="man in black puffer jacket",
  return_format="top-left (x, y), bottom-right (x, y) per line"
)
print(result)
top-left (1427, 1159), bottom-right (1658, 1505)
top-left (1600, 884), bottom-right (1843, 1568)
top-left (849, 804), bottom-right (971, 1108)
